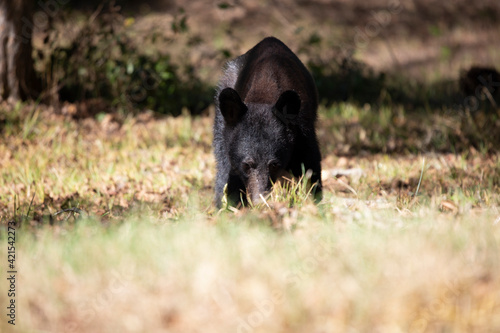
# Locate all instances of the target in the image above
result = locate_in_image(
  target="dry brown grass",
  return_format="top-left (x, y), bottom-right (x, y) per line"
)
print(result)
top-left (1, 101), bottom-right (499, 332)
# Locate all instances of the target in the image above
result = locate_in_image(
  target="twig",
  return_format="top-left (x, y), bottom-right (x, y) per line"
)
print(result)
top-left (53, 208), bottom-right (85, 216)
top-left (414, 157), bottom-right (425, 198)
top-left (53, 208), bottom-right (85, 222)
top-left (20, 192), bottom-right (37, 228)
top-left (259, 194), bottom-right (271, 209)
top-left (336, 178), bottom-right (358, 198)
top-left (89, 2), bottom-right (105, 24)
top-left (408, 157), bottom-right (425, 209)
top-left (26, 192), bottom-right (36, 218)
top-left (482, 86), bottom-right (498, 108)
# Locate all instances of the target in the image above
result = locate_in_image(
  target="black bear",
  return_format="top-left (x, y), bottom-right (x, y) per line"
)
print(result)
top-left (213, 37), bottom-right (322, 207)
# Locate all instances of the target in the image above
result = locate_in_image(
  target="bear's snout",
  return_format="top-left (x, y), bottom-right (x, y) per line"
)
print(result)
top-left (246, 170), bottom-right (272, 205)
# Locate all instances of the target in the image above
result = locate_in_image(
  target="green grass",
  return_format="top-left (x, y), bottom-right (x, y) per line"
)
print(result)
top-left (0, 101), bottom-right (499, 332)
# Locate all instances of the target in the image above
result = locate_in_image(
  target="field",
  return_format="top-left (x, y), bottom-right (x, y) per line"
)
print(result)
top-left (1, 102), bottom-right (499, 332)
top-left (1, 1), bottom-right (500, 332)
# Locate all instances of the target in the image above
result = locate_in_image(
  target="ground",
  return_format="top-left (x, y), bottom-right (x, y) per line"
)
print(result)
top-left (0, 1), bottom-right (500, 332)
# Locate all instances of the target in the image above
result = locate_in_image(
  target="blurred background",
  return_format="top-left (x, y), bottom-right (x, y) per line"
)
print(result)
top-left (1, 0), bottom-right (499, 149)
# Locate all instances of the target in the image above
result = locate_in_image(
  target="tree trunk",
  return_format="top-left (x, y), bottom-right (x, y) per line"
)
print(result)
top-left (0, 0), bottom-right (39, 102)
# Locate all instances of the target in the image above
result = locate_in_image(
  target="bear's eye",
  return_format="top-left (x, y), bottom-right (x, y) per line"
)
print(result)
top-left (242, 161), bottom-right (255, 174)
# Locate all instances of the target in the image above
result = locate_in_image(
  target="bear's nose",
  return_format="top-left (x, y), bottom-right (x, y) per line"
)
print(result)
top-left (250, 188), bottom-right (271, 206)
top-left (247, 170), bottom-right (272, 205)
top-left (251, 193), bottom-right (263, 205)
top-left (250, 192), bottom-right (269, 206)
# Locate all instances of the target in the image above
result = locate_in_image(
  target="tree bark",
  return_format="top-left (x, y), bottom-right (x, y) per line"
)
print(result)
top-left (0, 0), bottom-right (39, 102)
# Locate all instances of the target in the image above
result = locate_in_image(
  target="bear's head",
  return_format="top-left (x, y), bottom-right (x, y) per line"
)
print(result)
top-left (218, 87), bottom-right (301, 204)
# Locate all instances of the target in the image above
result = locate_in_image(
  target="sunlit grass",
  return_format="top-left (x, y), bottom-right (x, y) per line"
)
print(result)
top-left (0, 106), bottom-right (214, 220)
top-left (1, 207), bottom-right (499, 332)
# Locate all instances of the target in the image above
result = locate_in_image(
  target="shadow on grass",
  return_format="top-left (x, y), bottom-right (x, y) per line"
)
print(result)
top-left (310, 58), bottom-right (500, 155)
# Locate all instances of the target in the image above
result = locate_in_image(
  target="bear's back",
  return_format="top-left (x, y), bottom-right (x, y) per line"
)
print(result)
top-left (234, 38), bottom-right (317, 111)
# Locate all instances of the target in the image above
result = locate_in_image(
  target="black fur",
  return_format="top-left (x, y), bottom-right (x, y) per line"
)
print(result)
top-left (213, 37), bottom-right (322, 207)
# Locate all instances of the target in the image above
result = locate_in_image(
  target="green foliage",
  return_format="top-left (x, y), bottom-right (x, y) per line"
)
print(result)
top-left (44, 6), bottom-right (210, 116)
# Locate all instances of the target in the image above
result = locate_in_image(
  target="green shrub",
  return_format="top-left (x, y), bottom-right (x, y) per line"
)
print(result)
top-left (43, 6), bottom-right (210, 116)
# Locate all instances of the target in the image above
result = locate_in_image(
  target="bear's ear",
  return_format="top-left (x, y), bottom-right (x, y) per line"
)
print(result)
top-left (273, 90), bottom-right (301, 126)
top-left (219, 88), bottom-right (247, 126)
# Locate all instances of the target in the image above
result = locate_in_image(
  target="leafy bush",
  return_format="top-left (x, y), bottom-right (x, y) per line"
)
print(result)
top-left (43, 5), bottom-right (211, 115)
